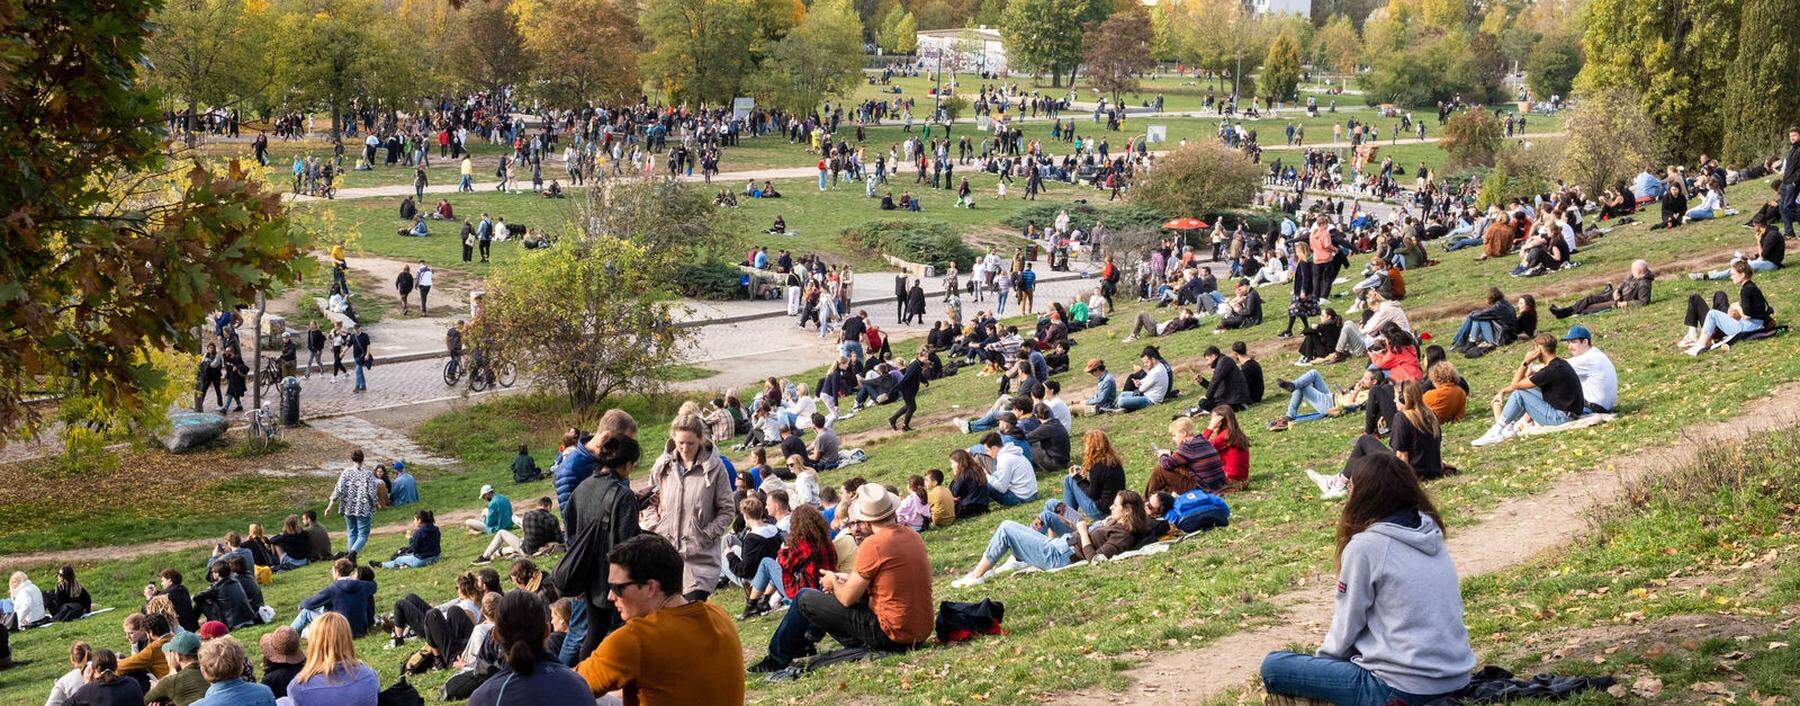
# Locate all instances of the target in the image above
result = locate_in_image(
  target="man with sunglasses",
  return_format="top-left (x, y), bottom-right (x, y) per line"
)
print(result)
top-left (750, 484), bottom-right (934, 673)
top-left (576, 535), bottom-right (743, 705)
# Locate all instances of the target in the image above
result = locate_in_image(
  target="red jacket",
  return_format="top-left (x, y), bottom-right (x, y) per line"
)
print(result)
top-left (1204, 429), bottom-right (1250, 484)
top-left (776, 538), bottom-right (837, 599)
top-left (1370, 345), bottom-right (1423, 383)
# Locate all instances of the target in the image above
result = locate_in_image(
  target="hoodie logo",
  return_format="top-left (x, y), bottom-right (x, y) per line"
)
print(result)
top-left (1336, 581), bottom-right (1347, 594)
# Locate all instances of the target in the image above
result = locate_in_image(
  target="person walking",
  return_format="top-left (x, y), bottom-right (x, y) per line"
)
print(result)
top-left (221, 347), bottom-right (248, 413)
top-left (348, 324), bottom-right (371, 393)
top-left (304, 323), bottom-right (325, 378)
top-left (416, 262), bottom-right (434, 314)
top-left (461, 220), bottom-right (476, 263)
top-left (197, 343), bottom-right (224, 411)
top-left (413, 166), bottom-right (428, 202)
top-left (460, 155), bottom-right (474, 192)
top-left (644, 415), bottom-right (735, 602)
top-left (325, 449), bottom-right (380, 559)
top-left (395, 265), bottom-right (414, 316)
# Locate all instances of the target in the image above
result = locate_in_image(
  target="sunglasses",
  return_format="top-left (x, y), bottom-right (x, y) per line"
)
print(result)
top-left (607, 580), bottom-right (647, 596)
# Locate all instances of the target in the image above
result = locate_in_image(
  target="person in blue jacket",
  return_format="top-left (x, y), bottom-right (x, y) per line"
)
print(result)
top-left (290, 558), bottom-right (378, 636)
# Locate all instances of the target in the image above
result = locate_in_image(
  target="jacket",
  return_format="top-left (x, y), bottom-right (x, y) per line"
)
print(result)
top-left (1617, 272), bottom-right (1654, 307)
top-left (1025, 417), bottom-right (1071, 471)
top-left (1320, 510), bottom-right (1475, 696)
top-left (645, 446), bottom-right (737, 596)
top-left (1086, 373), bottom-right (1118, 409)
top-left (559, 470), bottom-right (640, 607)
top-left (298, 578), bottom-right (379, 636)
top-left (776, 538), bottom-right (837, 599)
top-left (195, 576), bottom-right (255, 628)
top-left (1202, 356), bottom-right (1249, 408)
top-left (1072, 522), bottom-right (1154, 562)
top-left (1467, 298), bottom-right (1516, 327)
top-left (1150, 436), bottom-right (1225, 495)
top-left (554, 443), bottom-right (599, 515)
top-left (986, 444), bottom-right (1037, 499)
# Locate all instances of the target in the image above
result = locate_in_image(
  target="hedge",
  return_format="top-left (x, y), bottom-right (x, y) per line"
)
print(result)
top-left (839, 220), bottom-right (977, 271)
top-left (674, 259), bottom-right (745, 300)
top-left (999, 202), bottom-right (1167, 234)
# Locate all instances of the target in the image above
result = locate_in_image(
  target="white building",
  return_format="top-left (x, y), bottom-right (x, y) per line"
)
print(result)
top-left (915, 28), bottom-right (1008, 75)
top-left (1247, 0), bottom-right (1311, 17)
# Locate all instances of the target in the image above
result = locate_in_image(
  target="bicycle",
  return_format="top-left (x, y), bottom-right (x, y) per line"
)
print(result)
top-left (467, 359), bottom-right (517, 392)
top-left (245, 403), bottom-right (282, 452)
top-left (443, 353), bottom-right (464, 386)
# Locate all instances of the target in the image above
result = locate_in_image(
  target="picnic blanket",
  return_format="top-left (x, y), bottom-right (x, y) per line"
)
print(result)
top-left (1518, 413), bottom-right (1615, 437)
top-left (836, 448), bottom-right (869, 466)
top-left (980, 537), bottom-right (1186, 582)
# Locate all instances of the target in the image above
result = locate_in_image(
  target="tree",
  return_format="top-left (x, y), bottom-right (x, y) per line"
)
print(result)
top-left (444, 0), bottom-right (534, 95)
top-left (1, 0), bottom-right (308, 444)
top-left (1524, 36), bottom-right (1581, 100)
top-left (1260, 29), bottom-right (1304, 101)
top-left (145, 0), bottom-right (258, 133)
top-left (1082, 7), bottom-right (1155, 103)
top-left (1721, 0), bottom-right (1800, 165)
top-left (522, 0), bottom-right (641, 106)
top-left (1177, 0), bottom-right (1268, 93)
top-left (1131, 143), bottom-right (1263, 217)
top-left (1312, 13), bottom-right (1361, 73)
top-left (1362, 30), bottom-right (1500, 107)
top-left (469, 181), bottom-right (741, 409)
top-left (998, 0), bottom-right (1107, 87)
top-left (645, 0), bottom-right (760, 104)
top-left (975, 0), bottom-right (1007, 28)
top-left (879, 7), bottom-right (918, 54)
top-left (750, 0), bottom-right (865, 114)
top-left (1577, 0), bottom-right (1739, 159)
top-left (269, 0), bottom-right (404, 137)
top-left (912, 0), bottom-right (955, 30)
top-left (1559, 87), bottom-right (1664, 195)
top-left (1440, 108), bottom-right (1505, 170)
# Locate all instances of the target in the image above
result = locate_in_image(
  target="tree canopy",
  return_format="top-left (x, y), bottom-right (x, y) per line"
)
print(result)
top-left (1082, 7), bottom-right (1156, 103)
top-left (998, 0), bottom-right (1109, 87)
top-left (1131, 143), bottom-right (1263, 217)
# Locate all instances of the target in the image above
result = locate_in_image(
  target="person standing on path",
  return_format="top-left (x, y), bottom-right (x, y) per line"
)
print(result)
top-left (477, 213), bottom-right (494, 263)
top-left (644, 415), bottom-right (735, 602)
top-left (413, 166), bottom-right (428, 202)
top-left (459, 155), bottom-right (474, 192)
top-left (893, 275), bottom-right (907, 322)
top-left (348, 324), bottom-right (371, 393)
top-left (304, 322), bottom-right (325, 378)
top-left (905, 279), bottom-right (926, 325)
top-left (395, 265), bottom-right (414, 316)
top-left (325, 449), bottom-right (380, 559)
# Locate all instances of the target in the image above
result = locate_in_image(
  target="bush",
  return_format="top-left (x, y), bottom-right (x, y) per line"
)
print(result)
top-left (1441, 109), bottom-right (1505, 171)
top-left (1000, 202), bottom-right (1167, 233)
top-left (1131, 143), bottom-right (1263, 217)
top-left (674, 258), bottom-right (745, 300)
top-left (839, 220), bottom-right (977, 270)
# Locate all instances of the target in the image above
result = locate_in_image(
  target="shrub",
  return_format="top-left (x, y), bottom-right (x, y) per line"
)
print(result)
top-left (839, 220), bottom-right (976, 270)
top-left (673, 258), bottom-right (745, 300)
top-left (1000, 202), bottom-right (1167, 233)
top-left (1441, 109), bottom-right (1505, 171)
top-left (1131, 143), bottom-right (1263, 217)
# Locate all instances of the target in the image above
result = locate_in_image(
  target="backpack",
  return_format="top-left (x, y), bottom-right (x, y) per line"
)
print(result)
top-left (935, 599), bottom-right (1006, 644)
top-left (1167, 490), bottom-right (1230, 533)
top-left (378, 677), bottom-right (425, 706)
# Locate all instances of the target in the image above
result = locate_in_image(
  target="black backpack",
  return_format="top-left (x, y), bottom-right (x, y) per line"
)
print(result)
top-left (378, 677), bottom-right (425, 706)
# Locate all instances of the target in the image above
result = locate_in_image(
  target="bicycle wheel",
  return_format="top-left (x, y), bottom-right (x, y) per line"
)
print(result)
top-left (469, 367), bottom-right (490, 392)
top-left (245, 419), bottom-right (267, 452)
top-left (443, 359), bottom-right (460, 386)
top-left (497, 363), bottom-right (517, 388)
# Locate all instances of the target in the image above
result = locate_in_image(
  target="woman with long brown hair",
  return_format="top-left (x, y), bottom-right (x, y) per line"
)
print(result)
top-left (743, 503), bottom-right (837, 617)
top-left (1261, 453), bottom-right (1473, 705)
top-left (1389, 380), bottom-right (1445, 480)
top-left (947, 449), bottom-right (993, 518)
top-left (1043, 430), bottom-right (1126, 536)
top-left (1203, 406), bottom-right (1251, 489)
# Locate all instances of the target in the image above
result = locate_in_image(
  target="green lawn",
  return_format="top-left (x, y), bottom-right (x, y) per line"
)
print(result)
top-left (1, 178), bottom-right (1790, 704)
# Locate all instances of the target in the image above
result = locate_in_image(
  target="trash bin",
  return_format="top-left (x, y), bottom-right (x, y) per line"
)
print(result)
top-left (280, 376), bottom-right (301, 427)
top-left (1025, 242), bottom-right (1039, 262)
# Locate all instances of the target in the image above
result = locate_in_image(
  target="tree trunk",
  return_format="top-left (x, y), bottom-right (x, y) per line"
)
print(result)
top-left (1051, 67), bottom-right (1062, 88)
top-left (330, 97), bottom-right (343, 140)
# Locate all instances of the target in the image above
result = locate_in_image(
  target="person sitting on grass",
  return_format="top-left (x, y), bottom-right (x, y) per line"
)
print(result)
top-left (1124, 307), bottom-right (1198, 342)
top-left (46, 565), bottom-right (92, 623)
top-left (1147, 417), bottom-right (1226, 496)
top-left (467, 591), bottom-right (592, 706)
top-left (1552, 260), bottom-right (1655, 318)
top-left (511, 445), bottom-right (543, 484)
top-left (281, 612), bottom-right (379, 706)
top-left (466, 485), bottom-right (516, 536)
top-left (473, 497), bottom-right (563, 566)
top-left (896, 476), bottom-right (931, 532)
top-left (947, 449), bottom-right (994, 518)
top-left (1202, 406), bottom-right (1251, 490)
top-left (750, 486), bottom-right (931, 674)
top-left (576, 535), bottom-right (745, 700)
top-left (1681, 260), bottom-right (1774, 356)
top-left (1472, 333), bottom-right (1588, 447)
top-left (981, 432), bottom-right (1038, 506)
top-left (143, 568), bottom-right (200, 633)
top-left (118, 612), bottom-right (174, 683)
top-left (1040, 430), bottom-right (1127, 536)
top-left (1422, 362), bottom-right (1468, 423)
top-left (1116, 348), bottom-right (1172, 412)
top-left (1308, 379), bottom-right (1448, 498)
top-left (1451, 288), bottom-right (1517, 351)
top-left (1324, 292), bottom-right (1409, 363)
top-left (374, 510), bottom-right (442, 570)
top-left (192, 563), bottom-right (254, 630)
top-left (291, 558), bottom-right (378, 637)
top-left (1689, 221), bottom-right (1784, 282)
top-left (190, 635), bottom-right (274, 706)
top-left (1070, 359), bottom-right (1119, 416)
top-left (66, 649), bottom-right (144, 706)
top-left (1562, 326), bottom-right (1618, 414)
top-left (743, 504), bottom-right (836, 620)
top-left (1261, 453), bottom-right (1475, 706)
top-left (952, 490), bottom-right (1157, 588)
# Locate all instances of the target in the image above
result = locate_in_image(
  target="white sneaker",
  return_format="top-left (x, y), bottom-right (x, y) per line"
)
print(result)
top-left (954, 417), bottom-right (969, 434)
top-left (1304, 469), bottom-right (1337, 496)
top-left (1471, 421), bottom-right (1516, 447)
top-left (951, 572), bottom-right (985, 589)
top-left (1321, 475), bottom-right (1348, 499)
top-left (1683, 343), bottom-right (1706, 357)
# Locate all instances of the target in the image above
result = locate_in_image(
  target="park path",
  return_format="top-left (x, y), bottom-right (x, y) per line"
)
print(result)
top-left (293, 131), bottom-right (1567, 203)
top-left (1047, 382), bottom-right (1800, 705)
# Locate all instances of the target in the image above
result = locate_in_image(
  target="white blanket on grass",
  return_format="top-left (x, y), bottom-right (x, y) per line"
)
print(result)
top-left (1518, 412), bottom-right (1616, 437)
top-left (988, 539), bottom-right (1177, 580)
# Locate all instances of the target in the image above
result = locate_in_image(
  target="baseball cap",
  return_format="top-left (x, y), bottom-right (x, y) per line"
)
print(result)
top-left (199, 621), bottom-right (229, 639)
top-left (479, 484), bottom-right (494, 496)
top-left (1562, 325), bottom-right (1592, 341)
top-left (392, 460), bottom-right (405, 471)
top-left (163, 631), bottom-right (201, 656)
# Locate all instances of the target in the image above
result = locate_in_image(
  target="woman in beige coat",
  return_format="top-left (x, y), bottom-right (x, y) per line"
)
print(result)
top-left (645, 414), bottom-right (738, 600)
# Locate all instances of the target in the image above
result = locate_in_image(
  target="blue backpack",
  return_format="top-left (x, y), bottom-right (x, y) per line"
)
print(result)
top-left (1167, 490), bottom-right (1230, 533)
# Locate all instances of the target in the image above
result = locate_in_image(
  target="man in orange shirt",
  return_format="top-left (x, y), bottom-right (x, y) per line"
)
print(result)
top-left (750, 485), bottom-right (934, 673)
top-left (577, 535), bottom-right (744, 705)
top-left (1308, 215), bottom-right (1339, 301)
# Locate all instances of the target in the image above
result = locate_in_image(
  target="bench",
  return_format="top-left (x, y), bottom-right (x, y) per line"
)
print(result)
top-left (313, 297), bottom-right (357, 329)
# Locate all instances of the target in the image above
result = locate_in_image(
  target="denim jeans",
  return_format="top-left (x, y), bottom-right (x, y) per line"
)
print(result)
top-left (1260, 651), bottom-right (1438, 706)
top-left (993, 488), bottom-right (1037, 506)
top-left (982, 520), bottom-right (1075, 570)
top-left (1704, 259), bottom-right (1778, 278)
top-left (353, 360), bottom-right (367, 390)
top-left (1116, 392), bottom-right (1152, 411)
top-left (967, 412), bottom-right (1001, 432)
top-left (1499, 387), bottom-right (1571, 426)
top-left (1452, 317), bottom-right (1501, 348)
top-left (1699, 309), bottom-right (1762, 341)
top-left (345, 514), bottom-right (371, 554)
top-left (291, 606), bottom-right (325, 633)
top-left (1060, 474), bottom-right (1103, 520)
top-left (996, 290), bottom-right (1009, 315)
top-left (276, 556), bottom-right (309, 571)
top-left (840, 341), bottom-right (864, 363)
top-left (751, 557), bottom-right (785, 596)
top-left (1444, 235), bottom-right (1484, 251)
top-left (1351, 273), bottom-right (1384, 293)
top-left (559, 600), bottom-right (588, 667)
top-left (1285, 369), bottom-right (1333, 422)
top-left (381, 554), bottom-right (437, 570)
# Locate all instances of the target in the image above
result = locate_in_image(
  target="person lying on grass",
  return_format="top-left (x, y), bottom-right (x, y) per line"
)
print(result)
top-left (1550, 260), bottom-right (1655, 319)
top-left (1261, 452), bottom-right (1475, 706)
top-left (952, 490), bottom-right (1158, 588)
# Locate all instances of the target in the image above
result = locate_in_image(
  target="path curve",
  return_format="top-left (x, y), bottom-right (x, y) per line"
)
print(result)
top-left (1049, 381), bottom-right (1800, 705)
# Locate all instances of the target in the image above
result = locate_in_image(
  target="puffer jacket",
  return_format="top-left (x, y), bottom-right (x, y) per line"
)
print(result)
top-left (645, 445), bottom-right (737, 596)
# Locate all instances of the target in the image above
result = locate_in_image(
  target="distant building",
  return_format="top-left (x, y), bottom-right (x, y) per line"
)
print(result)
top-left (1246, 0), bottom-right (1311, 17)
top-left (915, 28), bottom-right (1008, 75)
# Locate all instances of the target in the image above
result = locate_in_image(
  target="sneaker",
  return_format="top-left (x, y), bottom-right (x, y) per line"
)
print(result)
top-left (1687, 272), bottom-right (1705, 281)
top-left (954, 417), bottom-right (969, 434)
top-left (1292, 358), bottom-right (1314, 367)
top-left (747, 656), bottom-right (788, 674)
top-left (470, 555), bottom-right (493, 566)
top-left (1471, 421), bottom-right (1515, 447)
top-left (1683, 343), bottom-right (1706, 356)
top-left (1320, 475), bottom-right (1348, 499)
top-left (367, 559), bottom-right (383, 570)
top-left (1304, 469), bottom-right (1337, 496)
top-left (1276, 378), bottom-right (1295, 393)
top-left (951, 572), bottom-right (986, 589)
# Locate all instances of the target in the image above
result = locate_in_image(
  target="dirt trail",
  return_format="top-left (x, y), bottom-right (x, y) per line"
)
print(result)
top-left (1050, 381), bottom-right (1800, 705)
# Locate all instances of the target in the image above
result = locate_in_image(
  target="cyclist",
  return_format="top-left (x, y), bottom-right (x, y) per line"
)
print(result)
top-left (445, 320), bottom-right (465, 382)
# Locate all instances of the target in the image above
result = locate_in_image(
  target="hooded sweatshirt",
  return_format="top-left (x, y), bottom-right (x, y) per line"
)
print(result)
top-left (986, 444), bottom-right (1037, 499)
top-left (1319, 509), bottom-right (1474, 696)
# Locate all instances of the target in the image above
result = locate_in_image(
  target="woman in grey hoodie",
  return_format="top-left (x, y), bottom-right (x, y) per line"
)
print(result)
top-left (1260, 453), bottom-right (1475, 705)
